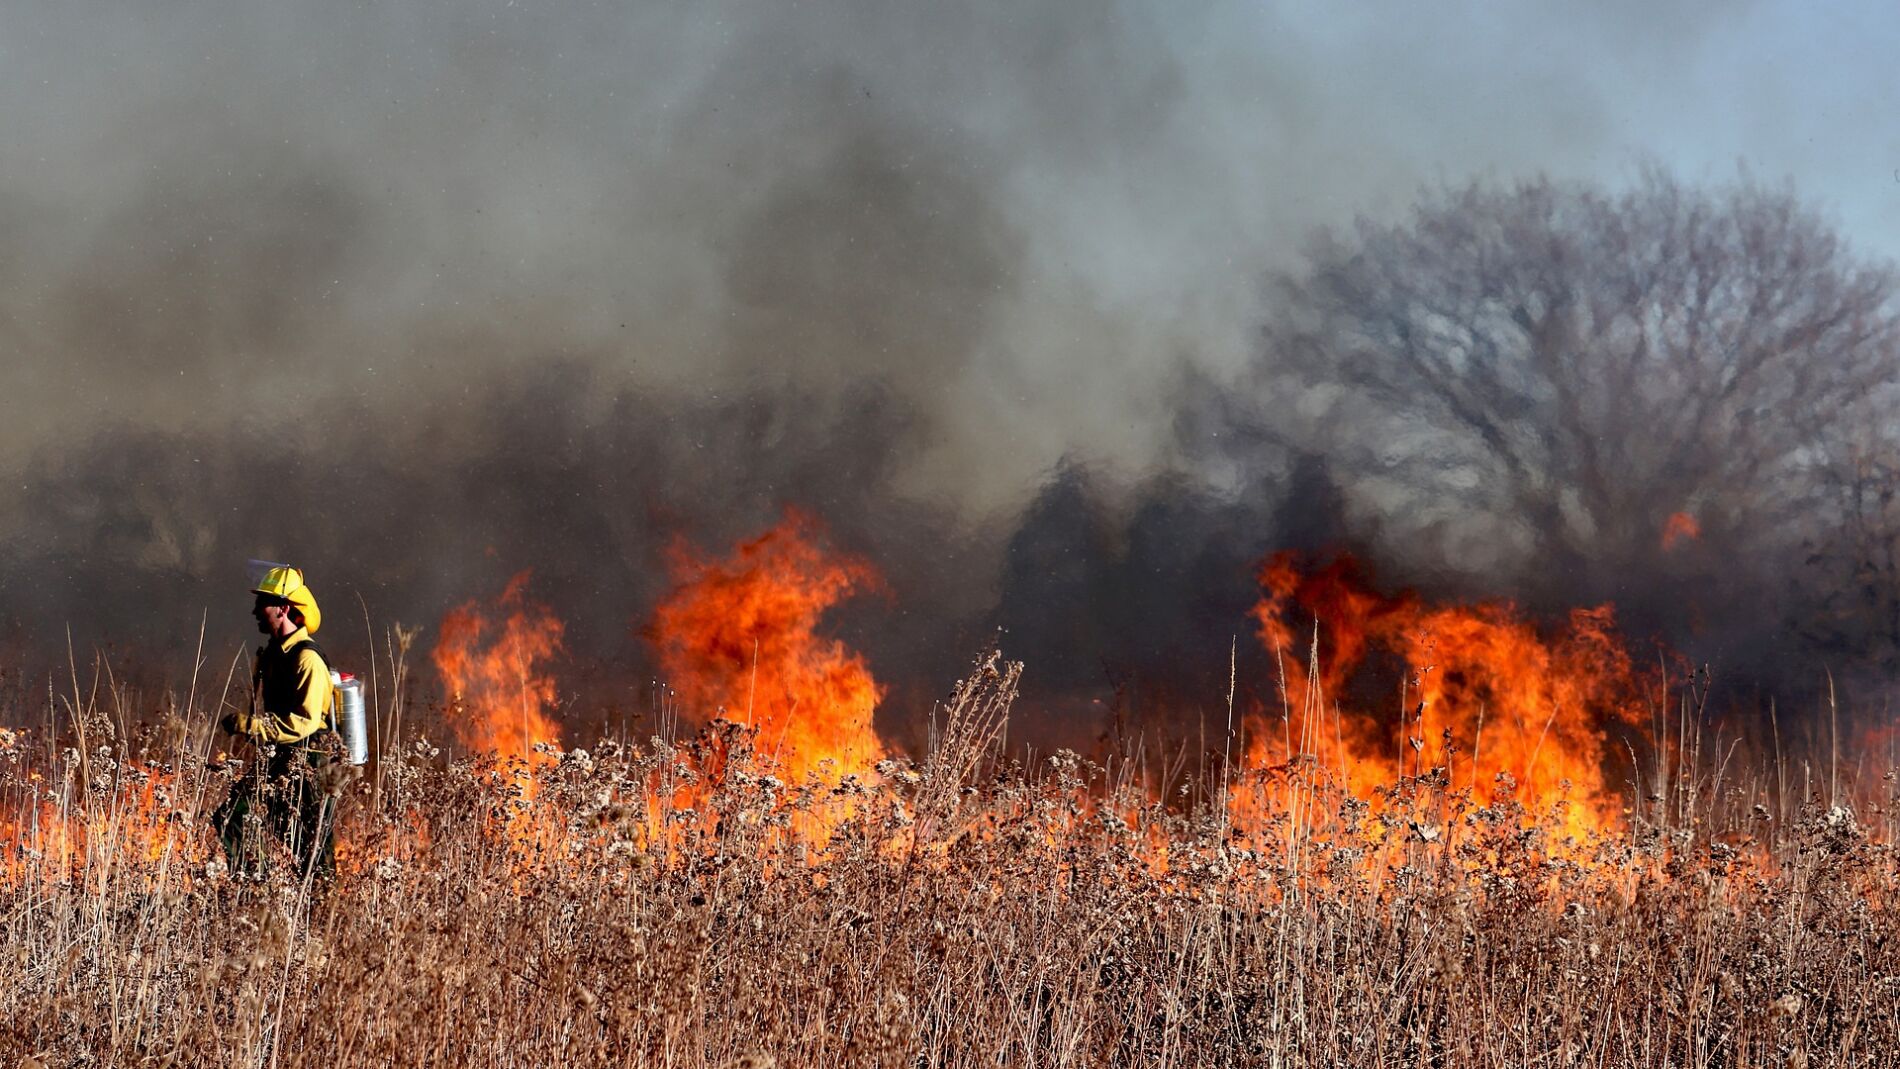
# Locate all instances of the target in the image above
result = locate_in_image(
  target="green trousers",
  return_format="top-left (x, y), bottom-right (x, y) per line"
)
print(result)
top-left (214, 744), bottom-right (336, 880)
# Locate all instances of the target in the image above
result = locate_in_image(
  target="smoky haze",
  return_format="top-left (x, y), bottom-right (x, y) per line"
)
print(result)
top-left (3, 0), bottom-right (1888, 741)
top-left (0, 0), bottom-right (1761, 488)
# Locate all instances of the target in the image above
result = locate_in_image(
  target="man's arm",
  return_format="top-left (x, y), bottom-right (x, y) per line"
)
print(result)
top-left (231, 650), bottom-right (333, 743)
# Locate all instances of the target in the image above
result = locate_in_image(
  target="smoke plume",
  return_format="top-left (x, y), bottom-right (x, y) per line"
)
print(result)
top-left (7, 0), bottom-right (1887, 744)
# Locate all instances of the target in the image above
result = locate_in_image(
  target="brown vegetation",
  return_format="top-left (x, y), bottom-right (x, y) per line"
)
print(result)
top-left (4, 654), bottom-right (1900, 1069)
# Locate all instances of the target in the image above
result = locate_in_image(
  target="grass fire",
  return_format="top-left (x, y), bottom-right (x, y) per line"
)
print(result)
top-left (6, 513), bottom-right (1900, 1066)
top-left (11, 5), bottom-right (1900, 1065)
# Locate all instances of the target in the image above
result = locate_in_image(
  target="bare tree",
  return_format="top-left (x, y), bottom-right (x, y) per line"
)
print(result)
top-left (1803, 403), bottom-right (1900, 671)
top-left (1262, 171), bottom-right (1900, 604)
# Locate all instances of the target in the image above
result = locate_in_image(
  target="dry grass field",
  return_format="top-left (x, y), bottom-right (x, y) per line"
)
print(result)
top-left (4, 648), bottom-right (1900, 1069)
top-left (6, 525), bottom-right (1899, 1067)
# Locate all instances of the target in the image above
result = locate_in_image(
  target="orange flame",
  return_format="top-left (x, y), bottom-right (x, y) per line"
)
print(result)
top-left (649, 511), bottom-right (887, 786)
top-left (1661, 511), bottom-right (1700, 551)
top-left (1247, 552), bottom-right (1650, 843)
top-left (432, 572), bottom-right (565, 762)
top-left (2, 756), bottom-right (203, 888)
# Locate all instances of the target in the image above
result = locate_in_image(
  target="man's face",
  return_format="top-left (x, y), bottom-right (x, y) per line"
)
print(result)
top-left (253, 594), bottom-right (289, 635)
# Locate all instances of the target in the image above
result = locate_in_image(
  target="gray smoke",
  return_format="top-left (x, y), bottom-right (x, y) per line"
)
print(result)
top-left (0, 0), bottom-right (1766, 494)
top-left (7, 0), bottom-right (1869, 741)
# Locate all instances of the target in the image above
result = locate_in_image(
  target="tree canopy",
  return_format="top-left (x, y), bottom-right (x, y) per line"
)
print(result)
top-left (1264, 172), bottom-right (1900, 602)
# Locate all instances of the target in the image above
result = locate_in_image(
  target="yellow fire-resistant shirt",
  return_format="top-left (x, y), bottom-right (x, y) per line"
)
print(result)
top-left (235, 626), bottom-right (334, 744)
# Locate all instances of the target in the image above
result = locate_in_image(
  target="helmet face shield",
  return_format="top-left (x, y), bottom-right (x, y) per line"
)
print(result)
top-left (251, 564), bottom-right (304, 599)
top-left (247, 558), bottom-right (292, 590)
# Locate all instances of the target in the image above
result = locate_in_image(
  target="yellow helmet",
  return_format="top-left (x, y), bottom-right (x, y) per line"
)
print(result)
top-left (251, 565), bottom-right (323, 634)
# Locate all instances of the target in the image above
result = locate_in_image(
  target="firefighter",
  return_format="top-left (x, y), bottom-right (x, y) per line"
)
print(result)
top-left (215, 565), bottom-right (339, 879)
